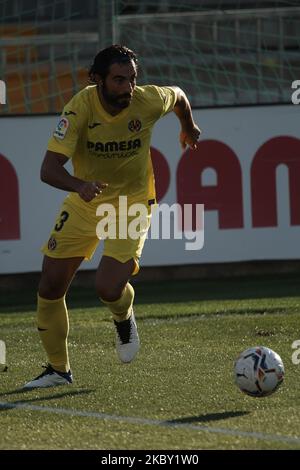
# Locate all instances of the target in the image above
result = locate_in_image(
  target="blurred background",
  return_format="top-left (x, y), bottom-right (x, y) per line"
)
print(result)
top-left (1, 0), bottom-right (300, 113)
top-left (0, 0), bottom-right (300, 281)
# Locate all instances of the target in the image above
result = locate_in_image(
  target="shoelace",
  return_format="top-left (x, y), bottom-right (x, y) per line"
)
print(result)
top-left (33, 364), bottom-right (55, 380)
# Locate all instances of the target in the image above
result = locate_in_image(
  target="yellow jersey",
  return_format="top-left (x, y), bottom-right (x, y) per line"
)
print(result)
top-left (47, 84), bottom-right (177, 211)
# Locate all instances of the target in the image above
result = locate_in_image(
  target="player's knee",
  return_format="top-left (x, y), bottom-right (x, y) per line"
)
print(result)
top-left (38, 274), bottom-right (67, 299)
top-left (96, 284), bottom-right (124, 302)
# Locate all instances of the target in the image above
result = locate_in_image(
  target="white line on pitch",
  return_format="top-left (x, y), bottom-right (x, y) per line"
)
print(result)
top-left (0, 401), bottom-right (299, 446)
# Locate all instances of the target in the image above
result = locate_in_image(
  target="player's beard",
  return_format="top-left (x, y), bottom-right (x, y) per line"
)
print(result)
top-left (101, 83), bottom-right (132, 110)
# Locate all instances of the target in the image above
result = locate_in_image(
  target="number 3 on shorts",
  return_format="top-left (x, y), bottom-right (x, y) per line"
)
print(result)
top-left (54, 211), bottom-right (69, 231)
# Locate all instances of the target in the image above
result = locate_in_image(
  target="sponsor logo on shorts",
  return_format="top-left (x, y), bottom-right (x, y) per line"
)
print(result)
top-left (54, 117), bottom-right (69, 139)
top-left (128, 119), bottom-right (142, 132)
top-left (48, 236), bottom-right (57, 251)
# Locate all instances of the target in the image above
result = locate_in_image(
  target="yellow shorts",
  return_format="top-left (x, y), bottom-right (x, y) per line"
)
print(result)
top-left (42, 197), bottom-right (152, 275)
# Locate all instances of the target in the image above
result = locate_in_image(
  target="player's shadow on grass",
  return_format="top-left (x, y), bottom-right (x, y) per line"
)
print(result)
top-left (165, 411), bottom-right (249, 425)
top-left (0, 388), bottom-right (94, 406)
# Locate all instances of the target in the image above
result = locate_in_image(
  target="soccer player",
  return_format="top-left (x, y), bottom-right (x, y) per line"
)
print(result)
top-left (23, 45), bottom-right (201, 389)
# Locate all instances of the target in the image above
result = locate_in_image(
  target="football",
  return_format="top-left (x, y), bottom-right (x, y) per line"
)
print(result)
top-left (234, 346), bottom-right (284, 397)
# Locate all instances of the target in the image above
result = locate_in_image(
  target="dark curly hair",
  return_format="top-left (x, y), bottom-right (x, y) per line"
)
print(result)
top-left (89, 45), bottom-right (138, 83)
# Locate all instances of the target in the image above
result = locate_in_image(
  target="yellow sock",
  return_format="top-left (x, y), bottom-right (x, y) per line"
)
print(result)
top-left (37, 294), bottom-right (70, 373)
top-left (101, 283), bottom-right (135, 322)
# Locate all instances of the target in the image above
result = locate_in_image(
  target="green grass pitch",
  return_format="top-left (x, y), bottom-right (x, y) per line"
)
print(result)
top-left (0, 275), bottom-right (300, 449)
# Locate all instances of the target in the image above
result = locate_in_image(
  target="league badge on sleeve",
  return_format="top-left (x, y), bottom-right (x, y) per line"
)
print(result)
top-left (54, 117), bottom-right (69, 139)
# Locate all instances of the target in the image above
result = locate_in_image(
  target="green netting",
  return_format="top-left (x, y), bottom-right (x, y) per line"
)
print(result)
top-left (0, 0), bottom-right (299, 113)
top-left (0, 0), bottom-right (102, 113)
top-left (116, 0), bottom-right (300, 106)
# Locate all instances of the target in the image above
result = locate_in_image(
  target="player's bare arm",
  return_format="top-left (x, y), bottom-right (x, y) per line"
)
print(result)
top-left (41, 150), bottom-right (108, 202)
top-left (171, 86), bottom-right (201, 150)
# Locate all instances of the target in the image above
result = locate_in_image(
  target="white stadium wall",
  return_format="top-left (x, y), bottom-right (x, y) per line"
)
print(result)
top-left (0, 104), bottom-right (300, 274)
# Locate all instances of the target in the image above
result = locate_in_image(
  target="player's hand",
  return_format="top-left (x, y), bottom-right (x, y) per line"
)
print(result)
top-left (180, 124), bottom-right (202, 150)
top-left (77, 181), bottom-right (108, 202)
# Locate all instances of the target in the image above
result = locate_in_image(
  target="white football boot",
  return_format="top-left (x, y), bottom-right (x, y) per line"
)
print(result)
top-left (23, 364), bottom-right (73, 389)
top-left (114, 310), bottom-right (140, 363)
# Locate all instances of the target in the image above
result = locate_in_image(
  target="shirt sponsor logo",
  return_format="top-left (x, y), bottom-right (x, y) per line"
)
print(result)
top-left (128, 119), bottom-right (142, 132)
top-left (54, 117), bottom-right (69, 139)
top-left (87, 138), bottom-right (141, 156)
top-left (87, 138), bottom-right (141, 159)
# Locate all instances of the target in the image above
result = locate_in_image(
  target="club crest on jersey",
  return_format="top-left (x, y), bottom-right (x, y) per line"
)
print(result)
top-left (48, 236), bottom-right (57, 251)
top-left (128, 119), bottom-right (142, 132)
top-left (54, 117), bottom-right (69, 139)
